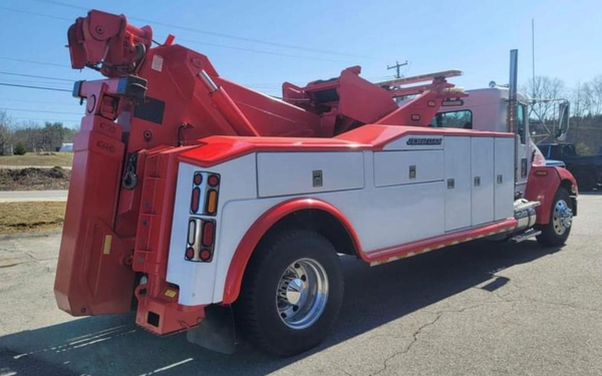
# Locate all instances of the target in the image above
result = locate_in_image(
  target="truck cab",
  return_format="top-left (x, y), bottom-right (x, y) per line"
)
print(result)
top-left (429, 87), bottom-right (539, 194)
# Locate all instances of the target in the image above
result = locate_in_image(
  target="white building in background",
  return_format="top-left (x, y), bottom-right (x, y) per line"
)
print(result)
top-left (59, 143), bottom-right (73, 152)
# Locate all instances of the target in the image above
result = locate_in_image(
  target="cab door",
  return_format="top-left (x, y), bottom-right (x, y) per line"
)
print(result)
top-left (515, 103), bottom-right (530, 193)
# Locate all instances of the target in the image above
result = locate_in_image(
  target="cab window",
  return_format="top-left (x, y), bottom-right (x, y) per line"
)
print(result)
top-left (516, 104), bottom-right (526, 144)
top-left (429, 110), bottom-right (472, 129)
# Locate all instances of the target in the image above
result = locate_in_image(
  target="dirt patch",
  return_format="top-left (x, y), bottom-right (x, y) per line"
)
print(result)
top-left (0, 202), bottom-right (65, 234)
top-left (0, 167), bottom-right (71, 191)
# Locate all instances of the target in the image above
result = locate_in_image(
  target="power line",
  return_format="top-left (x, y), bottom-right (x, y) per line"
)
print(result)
top-left (0, 5), bottom-right (71, 21)
top-left (1, 5), bottom-right (348, 63)
top-left (0, 78), bottom-right (73, 88)
top-left (0, 71), bottom-right (75, 82)
top-left (0, 56), bottom-right (68, 68)
top-left (0, 98), bottom-right (75, 106)
top-left (0, 107), bottom-right (81, 115)
top-left (25, 0), bottom-right (367, 59)
top-left (0, 3), bottom-right (349, 63)
top-left (0, 83), bottom-right (71, 92)
top-left (166, 36), bottom-right (343, 63)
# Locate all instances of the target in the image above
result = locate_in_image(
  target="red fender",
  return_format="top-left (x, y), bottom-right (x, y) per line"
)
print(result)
top-left (525, 166), bottom-right (577, 225)
top-left (221, 198), bottom-right (361, 304)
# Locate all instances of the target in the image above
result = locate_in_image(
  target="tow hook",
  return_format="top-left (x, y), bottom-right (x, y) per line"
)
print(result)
top-left (122, 153), bottom-right (138, 190)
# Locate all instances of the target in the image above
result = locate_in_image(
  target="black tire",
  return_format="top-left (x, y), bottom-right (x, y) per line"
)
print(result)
top-left (574, 171), bottom-right (596, 191)
top-left (234, 229), bottom-right (344, 356)
top-left (536, 187), bottom-right (573, 246)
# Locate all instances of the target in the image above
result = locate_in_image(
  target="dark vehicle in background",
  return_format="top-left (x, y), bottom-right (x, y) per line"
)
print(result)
top-left (538, 143), bottom-right (602, 191)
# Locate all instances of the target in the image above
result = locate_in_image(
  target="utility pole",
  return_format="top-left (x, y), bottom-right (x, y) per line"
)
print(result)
top-left (387, 60), bottom-right (408, 79)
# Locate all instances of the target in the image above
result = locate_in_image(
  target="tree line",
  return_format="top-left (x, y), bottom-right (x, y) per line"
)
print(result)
top-left (0, 111), bottom-right (77, 155)
top-left (523, 75), bottom-right (602, 155)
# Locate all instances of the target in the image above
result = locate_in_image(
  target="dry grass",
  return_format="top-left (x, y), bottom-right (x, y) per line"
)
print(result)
top-left (0, 202), bottom-right (66, 234)
top-left (0, 153), bottom-right (73, 167)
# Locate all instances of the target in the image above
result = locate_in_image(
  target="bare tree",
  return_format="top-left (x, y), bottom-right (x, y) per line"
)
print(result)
top-left (0, 110), bottom-right (14, 155)
top-left (586, 75), bottom-right (602, 116)
top-left (570, 82), bottom-right (586, 117)
top-left (526, 76), bottom-right (566, 120)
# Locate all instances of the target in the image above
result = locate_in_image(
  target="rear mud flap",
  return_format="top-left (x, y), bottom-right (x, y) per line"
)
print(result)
top-left (186, 305), bottom-right (236, 354)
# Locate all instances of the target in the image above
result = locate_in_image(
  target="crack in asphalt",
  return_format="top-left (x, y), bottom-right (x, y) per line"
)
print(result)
top-left (365, 293), bottom-right (602, 376)
top-left (368, 313), bottom-right (443, 376)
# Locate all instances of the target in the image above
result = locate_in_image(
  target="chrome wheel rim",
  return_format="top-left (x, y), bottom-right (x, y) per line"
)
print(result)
top-left (276, 258), bottom-right (329, 330)
top-left (552, 199), bottom-right (573, 236)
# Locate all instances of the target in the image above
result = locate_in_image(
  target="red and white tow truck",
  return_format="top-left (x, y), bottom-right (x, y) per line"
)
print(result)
top-left (55, 10), bottom-right (578, 356)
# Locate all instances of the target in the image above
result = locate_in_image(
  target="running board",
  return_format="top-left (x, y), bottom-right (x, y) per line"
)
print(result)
top-left (510, 229), bottom-right (541, 243)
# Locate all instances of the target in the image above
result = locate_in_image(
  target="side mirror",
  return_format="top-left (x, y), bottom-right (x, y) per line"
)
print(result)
top-left (556, 101), bottom-right (570, 141)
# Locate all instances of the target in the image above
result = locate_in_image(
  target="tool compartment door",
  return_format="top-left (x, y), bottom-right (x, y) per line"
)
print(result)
top-left (372, 149), bottom-right (445, 246)
top-left (471, 137), bottom-right (495, 225)
top-left (494, 137), bottom-right (515, 220)
top-left (444, 137), bottom-right (471, 232)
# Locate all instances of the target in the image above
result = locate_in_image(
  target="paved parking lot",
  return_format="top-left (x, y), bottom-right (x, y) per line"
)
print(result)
top-left (1, 194), bottom-right (601, 376)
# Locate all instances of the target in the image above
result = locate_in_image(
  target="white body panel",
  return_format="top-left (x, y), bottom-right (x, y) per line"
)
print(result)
top-left (374, 150), bottom-right (443, 187)
top-left (471, 138), bottom-right (495, 225)
top-left (494, 138), bottom-right (515, 220)
top-left (168, 134), bottom-right (516, 306)
top-left (257, 152), bottom-right (364, 197)
top-left (444, 137), bottom-right (472, 231)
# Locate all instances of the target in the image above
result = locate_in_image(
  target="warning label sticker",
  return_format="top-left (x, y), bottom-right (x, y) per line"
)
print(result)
top-left (151, 55), bottom-right (164, 72)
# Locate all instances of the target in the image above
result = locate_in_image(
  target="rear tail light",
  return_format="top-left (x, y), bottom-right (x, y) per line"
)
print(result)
top-left (186, 171), bottom-right (220, 262)
top-left (185, 218), bottom-right (215, 263)
top-left (189, 172), bottom-right (220, 216)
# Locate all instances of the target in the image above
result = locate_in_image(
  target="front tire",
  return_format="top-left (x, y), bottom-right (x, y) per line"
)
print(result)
top-left (536, 187), bottom-right (573, 246)
top-left (234, 229), bottom-right (344, 356)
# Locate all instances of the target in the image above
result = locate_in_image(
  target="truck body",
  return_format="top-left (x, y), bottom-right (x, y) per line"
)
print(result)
top-left (538, 143), bottom-right (602, 190)
top-left (54, 10), bottom-right (578, 356)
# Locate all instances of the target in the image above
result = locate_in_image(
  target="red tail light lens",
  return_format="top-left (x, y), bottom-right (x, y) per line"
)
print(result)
top-left (200, 249), bottom-right (212, 261)
top-left (190, 187), bottom-right (200, 213)
top-left (207, 174), bottom-right (219, 187)
top-left (185, 247), bottom-right (195, 260)
top-left (193, 173), bottom-right (203, 185)
top-left (202, 221), bottom-right (215, 247)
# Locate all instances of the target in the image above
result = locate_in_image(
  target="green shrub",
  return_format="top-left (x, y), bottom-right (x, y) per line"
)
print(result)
top-left (13, 142), bottom-right (27, 156)
top-left (576, 143), bottom-right (591, 155)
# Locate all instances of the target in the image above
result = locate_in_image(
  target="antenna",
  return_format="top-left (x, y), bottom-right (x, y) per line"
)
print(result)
top-left (532, 18), bottom-right (535, 99)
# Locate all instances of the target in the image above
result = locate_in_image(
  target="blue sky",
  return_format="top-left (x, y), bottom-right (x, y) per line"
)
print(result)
top-left (0, 0), bottom-right (600, 129)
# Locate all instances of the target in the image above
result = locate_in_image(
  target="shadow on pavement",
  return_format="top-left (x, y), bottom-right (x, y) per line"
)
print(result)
top-left (0, 239), bottom-right (562, 376)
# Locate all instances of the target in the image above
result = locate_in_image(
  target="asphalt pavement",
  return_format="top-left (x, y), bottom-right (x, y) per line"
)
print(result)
top-left (0, 194), bottom-right (601, 376)
top-left (0, 190), bottom-right (68, 203)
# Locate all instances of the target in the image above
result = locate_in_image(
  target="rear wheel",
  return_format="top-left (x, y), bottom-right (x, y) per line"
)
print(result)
top-left (234, 229), bottom-right (344, 356)
top-left (536, 187), bottom-right (573, 246)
